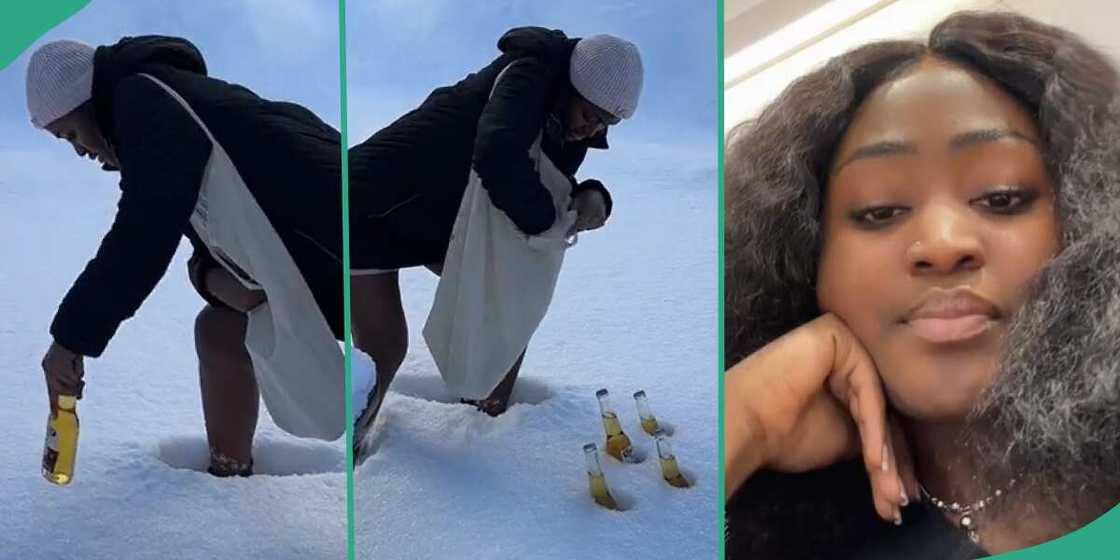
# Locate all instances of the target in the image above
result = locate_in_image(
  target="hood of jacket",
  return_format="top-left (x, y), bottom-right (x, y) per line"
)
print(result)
top-left (92, 35), bottom-right (207, 142)
top-left (498, 27), bottom-right (608, 150)
top-left (497, 26), bottom-right (578, 65)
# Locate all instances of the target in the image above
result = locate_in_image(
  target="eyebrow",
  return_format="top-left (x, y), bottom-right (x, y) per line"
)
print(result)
top-left (834, 140), bottom-right (916, 172)
top-left (949, 128), bottom-right (1038, 149)
top-left (832, 128), bottom-right (1039, 175)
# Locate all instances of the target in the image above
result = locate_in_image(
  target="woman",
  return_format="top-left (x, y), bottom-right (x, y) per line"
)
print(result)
top-left (28, 36), bottom-right (347, 476)
top-left (724, 11), bottom-right (1120, 559)
top-left (346, 27), bottom-right (642, 437)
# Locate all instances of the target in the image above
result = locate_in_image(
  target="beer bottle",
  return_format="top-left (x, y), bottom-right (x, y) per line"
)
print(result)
top-left (583, 443), bottom-right (620, 510)
top-left (654, 430), bottom-right (690, 488)
top-left (633, 390), bottom-right (660, 436)
top-left (43, 395), bottom-right (79, 485)
top-left (596, 389), bottom-right (640, 463)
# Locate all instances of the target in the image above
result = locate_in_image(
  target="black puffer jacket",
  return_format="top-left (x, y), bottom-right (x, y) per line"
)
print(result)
top-left (348, 26), bottom-right (613, 270)
top-left (51, 35), bottom-right (344, 357)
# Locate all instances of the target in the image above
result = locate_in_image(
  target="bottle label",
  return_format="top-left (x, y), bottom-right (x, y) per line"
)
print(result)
top-left (42, 426), bottom-right (59, 472)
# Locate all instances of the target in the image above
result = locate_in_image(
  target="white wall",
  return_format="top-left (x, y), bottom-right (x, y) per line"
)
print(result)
top-left (724, 0), bottom-right (1120, 133)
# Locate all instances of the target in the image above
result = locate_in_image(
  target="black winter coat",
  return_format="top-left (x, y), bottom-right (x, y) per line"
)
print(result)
top-left (51, 36), bottom-right (344, 357)
top-left (347, 26), bottom-right (613, 270)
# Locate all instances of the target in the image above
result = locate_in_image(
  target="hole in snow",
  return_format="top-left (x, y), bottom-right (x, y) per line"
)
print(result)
top-left (387, 374), bottom-right (553, 407)
top-left (155, 434), bottom-right (344, 476)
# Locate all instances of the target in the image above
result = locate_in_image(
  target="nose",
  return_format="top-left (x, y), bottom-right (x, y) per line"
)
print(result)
top-left (906, 202), bottom-right (985, 276)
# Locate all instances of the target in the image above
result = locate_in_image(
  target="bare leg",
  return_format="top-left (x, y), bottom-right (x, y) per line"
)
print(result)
top-left (426, 262), bottom-right (526, 417)
top-left (194, 304), bottom-right (258, 476)
top-left (350, 272), bottom-right (408, 426)
top-left (462, 351), bottom-right (525, 417)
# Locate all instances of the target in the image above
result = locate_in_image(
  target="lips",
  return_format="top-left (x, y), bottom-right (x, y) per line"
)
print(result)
top-left (903, 289), bottom-right (1001, 343)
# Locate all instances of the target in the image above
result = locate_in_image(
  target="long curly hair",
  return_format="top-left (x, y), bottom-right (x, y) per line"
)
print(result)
top-left (725, 10), bottom-right (1120, 558)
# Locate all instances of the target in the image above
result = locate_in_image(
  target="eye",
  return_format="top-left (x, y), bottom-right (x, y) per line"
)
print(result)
top-left (972, 188), bottom-right (1038, 214)
top-left (848, 205), bottom-right (909, 228)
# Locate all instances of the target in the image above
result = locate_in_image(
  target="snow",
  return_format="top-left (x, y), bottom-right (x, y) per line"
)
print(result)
top-left (354, 139), bottom-right (719, 559)
top-left (0, 150), bottom-right (347, 559)
top-left (0, 135), bottom-right (716, 559)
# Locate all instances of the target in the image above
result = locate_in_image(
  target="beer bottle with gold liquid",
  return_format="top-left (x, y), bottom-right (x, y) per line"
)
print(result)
top-left (43, 395), bottom-right (79, 485)
top-left (583, 443), bottom-right (620, 510)
top-left (654, 430), bottom-right (691, 488)
top-left (632, 390), bottom-right (661, 436)
top-left (596, 389), bottom-right (641, 463)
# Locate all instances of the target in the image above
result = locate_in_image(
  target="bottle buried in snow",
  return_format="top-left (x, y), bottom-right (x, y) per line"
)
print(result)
top-left (583, 443), bottom-right (621, 510)
top-left (596, 389), bottom-right (641, 463)
top-left (654, 430), bottom-right (691, 488)
top-left (633, 390), bottom-right (660, 436)
top-left (43, 395), bottom-right (79, 485)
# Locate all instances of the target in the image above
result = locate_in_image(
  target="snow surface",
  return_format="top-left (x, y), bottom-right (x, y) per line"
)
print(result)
top-left (0, 150), bottom-right (348, 559)
top-left (0, 134), bottom-right (717, 559)
top-left (354, 139), bottom-right (719, 559)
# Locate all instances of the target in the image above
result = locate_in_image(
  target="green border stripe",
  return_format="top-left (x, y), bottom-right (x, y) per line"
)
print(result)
top-left (717, 0), bottom-right (727, 558)
top-left (0, 1), bottom-right (89, 70)
top-left (338, 1), bottom-right (355, 559)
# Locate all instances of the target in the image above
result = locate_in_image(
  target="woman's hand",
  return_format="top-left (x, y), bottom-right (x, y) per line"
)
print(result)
top-left (723, 313), bottom-right (918, 523)
top-left (42, 340), bottom-right (84, 411)
top-left (571, 189), bottom-right (608, 232)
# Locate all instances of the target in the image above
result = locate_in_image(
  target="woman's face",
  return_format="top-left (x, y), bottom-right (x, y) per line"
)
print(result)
top-left (564, 94), bottom-right (617, 142)
top-left (45, 102), bottom-right (120, 169)
top-left (817, 57), bottom-right (1060, 421)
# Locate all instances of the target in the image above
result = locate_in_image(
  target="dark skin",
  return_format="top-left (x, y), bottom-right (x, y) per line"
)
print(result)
top-left (353, 94), bottom-right (617, 418)
top-left (723, 314), bottom-right (915, 523)
top-left (820, 57), bottom-right (1061, 551)
top-left (38, 102), bottom-right (127, 409)
top-left (725, 57), bottom-right (1064, 549)
top-left (40, 101), bottom-right (267, 471)
top-left (563, 92), bottom-right (617, 143)
top-left (819, 57), bottom-right (1059, 423)
top-left (43, 93), bottom-right (616, 467)
top-left (44, 101), bottom-right (119, 169)
top-left (39, 104), bottom-right (120, 409)
top-left (461, 94), bottom-right (616, 414)
top-left (563, 93), bottom-right (613, 231)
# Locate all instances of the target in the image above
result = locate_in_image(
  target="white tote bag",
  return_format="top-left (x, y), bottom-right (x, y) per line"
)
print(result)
top-left (423, 63), bottom-right (579, 400)
top-left (140, 74), bottom-right (346, 441)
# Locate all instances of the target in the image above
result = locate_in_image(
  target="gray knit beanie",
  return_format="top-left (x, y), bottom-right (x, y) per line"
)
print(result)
top-left (570, 34), bottom-right (643, 120)
top-left (26, 40), bottom-right (96, 129)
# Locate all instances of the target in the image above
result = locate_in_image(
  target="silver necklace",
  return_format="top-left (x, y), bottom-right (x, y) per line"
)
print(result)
top-left (920, 478), bottom-right (1017, 544)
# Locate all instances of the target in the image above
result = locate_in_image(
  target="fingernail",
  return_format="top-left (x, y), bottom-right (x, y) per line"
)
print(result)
top-left (881, 444), bottom-right (889, 472)
top-left (900, 489), bottom-right (909, 507)
top-left (894, 512), bottom-right (902, 526)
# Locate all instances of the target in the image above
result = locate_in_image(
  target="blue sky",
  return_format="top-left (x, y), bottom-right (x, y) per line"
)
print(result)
top-left (0, 0), bottom-right (716, 291)
top-left (0, 1), bottom-right (342, 141)
top-left (345, 1), bottom-right (717, 153)
top-left (0, 0), bottom-right (715, 183)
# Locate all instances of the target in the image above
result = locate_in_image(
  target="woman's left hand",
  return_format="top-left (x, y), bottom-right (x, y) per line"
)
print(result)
top-left (571, 189), bottom-right (608, 232)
